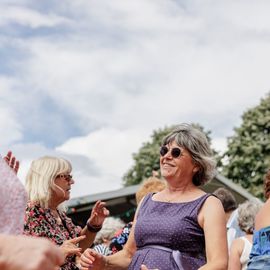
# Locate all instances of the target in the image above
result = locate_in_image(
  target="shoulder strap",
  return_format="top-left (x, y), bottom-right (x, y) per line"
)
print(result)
top-left (194, 193), bottom-right (213, 215)
top-left (136, 193), bottom-right (152, 219)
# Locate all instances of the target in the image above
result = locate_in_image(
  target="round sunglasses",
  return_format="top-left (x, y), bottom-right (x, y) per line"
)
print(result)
top-left (56, 174), bottom-right (73, 182)
top-left (160, 146), bottom-right (182, 158)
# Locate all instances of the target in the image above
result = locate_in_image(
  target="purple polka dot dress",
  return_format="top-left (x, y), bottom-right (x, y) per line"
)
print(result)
top-left (128, 193), bottom-right (211, 270)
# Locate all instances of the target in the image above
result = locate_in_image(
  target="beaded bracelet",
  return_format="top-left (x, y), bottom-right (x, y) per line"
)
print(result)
top-left (86, 222), bottom-right (102, 233)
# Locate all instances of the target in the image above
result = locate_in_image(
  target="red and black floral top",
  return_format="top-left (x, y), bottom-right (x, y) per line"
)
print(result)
top-left (24, 202), bottom-right (82, 270)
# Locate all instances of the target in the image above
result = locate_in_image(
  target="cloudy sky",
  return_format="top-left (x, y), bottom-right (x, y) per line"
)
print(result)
top-left (1, 0), bottom-right (269, 198)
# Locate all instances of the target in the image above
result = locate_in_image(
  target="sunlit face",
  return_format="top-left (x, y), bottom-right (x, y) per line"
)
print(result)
top-left (52, 173), bottom-right (74, 203)
top-left (160, 141), bottom-right (197, 182)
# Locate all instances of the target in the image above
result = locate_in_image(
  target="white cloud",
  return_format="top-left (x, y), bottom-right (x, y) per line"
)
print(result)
top-left (212, 137), bottom-right (228, 155)
top-left (56, 127), bottom-right (151, 197)
top-left (1, 0), bottom-right (270, 197)
top-left (0, 108), bottom-right (22, 145)
top-left (0, 5), bottom-right (71, 28)
top-left (9, 128), bottom-right (151, 198)
top-left (0, 77), bottom-right (23, 145)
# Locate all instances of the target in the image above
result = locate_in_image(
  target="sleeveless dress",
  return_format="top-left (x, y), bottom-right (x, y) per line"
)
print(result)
top-left (128, 193), bottom-right (211, 270)
top-left (239, 237), bottom-right (252, 270)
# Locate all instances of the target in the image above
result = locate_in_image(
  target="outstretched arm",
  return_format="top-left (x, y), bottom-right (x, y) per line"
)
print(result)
top-left (80, 221), bottom-right (136, 270)
top-left (79, 198), bottom-right (147, 270)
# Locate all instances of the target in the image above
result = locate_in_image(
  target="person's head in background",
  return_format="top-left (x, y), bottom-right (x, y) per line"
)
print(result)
top-left (263, 169), bottom-right (270, 200)
top-left (135, 176), bottom-right (166, 205)
top-left (237, 199), bottom-right (263, 235)
top-left (213, 187), bottom-right (237, 222)
top-left (25, 156), bottom-right (74, 210)
top-left (94, 217), bottom-right (125, 246)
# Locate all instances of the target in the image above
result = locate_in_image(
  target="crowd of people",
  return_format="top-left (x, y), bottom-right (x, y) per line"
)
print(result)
top-left (0, 123), bottom-right (269, 270)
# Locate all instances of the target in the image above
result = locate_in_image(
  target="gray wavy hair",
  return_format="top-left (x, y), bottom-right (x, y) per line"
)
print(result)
top-left (94, 217), bottom-right (125, 245)
top-left (162, 123), bottom-right (216, 186)
top-left (237, 199), bottom-right (263, 234)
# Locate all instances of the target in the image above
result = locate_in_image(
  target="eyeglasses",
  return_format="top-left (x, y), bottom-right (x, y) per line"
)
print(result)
top-left (56, 174), bottom-right (73, 182)
top-left (160, 146), bottom-right (182, 158)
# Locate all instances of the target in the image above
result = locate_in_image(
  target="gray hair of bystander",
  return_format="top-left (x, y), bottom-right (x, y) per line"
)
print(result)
top-left (94, 217), bottom-right (125, 245)
top-left (237, 199), bottom-right (263, 234)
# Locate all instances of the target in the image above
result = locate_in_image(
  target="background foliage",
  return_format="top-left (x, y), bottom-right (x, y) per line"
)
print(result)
top-left (222, 93), bottom-right (270, 199)
top-left (123, 93), bottom-right (270, 199)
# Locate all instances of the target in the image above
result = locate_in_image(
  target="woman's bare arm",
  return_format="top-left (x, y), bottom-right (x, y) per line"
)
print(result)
top-left (228, 238), bottom-right (243, 270)
top-left (198, 196), bottom-right (228, 270)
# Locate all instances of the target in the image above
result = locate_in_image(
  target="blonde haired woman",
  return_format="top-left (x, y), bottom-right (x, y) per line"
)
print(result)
top-left (24, 156), bottom-right (109, 270)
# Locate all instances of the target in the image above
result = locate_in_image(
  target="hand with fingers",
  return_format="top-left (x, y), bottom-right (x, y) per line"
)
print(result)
top-left (3, 151), bottom-right (20, 174)
top-left (80, 248), bottom-right (105, 270)
top-left (60, 235), bottom-right (86, 258)
top-left (0, 234), bottom-right (65, 270)
top-left (87, 200), bottom-right (110, 228)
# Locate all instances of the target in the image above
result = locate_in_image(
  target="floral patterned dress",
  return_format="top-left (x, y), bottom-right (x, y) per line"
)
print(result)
top-left (24, 202), bottom-right (82, 270)
top-left (110, 222), bottom-right (133, 254)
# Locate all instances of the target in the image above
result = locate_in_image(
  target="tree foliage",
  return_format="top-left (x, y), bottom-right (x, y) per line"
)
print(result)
top-left (123, 123), bottom-right (218, 186)
top-left (222, 93), bottom-right (270, 199)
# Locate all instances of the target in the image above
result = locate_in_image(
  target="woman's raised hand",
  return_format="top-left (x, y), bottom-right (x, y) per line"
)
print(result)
top-left (87, 200), bottom-right (110, 227)
top-left (80, 248), bottom-right (105, 270)
top-left (3, 151), bottom-right (19, 174)
top-left (60, 235), bottom-right (86, 258)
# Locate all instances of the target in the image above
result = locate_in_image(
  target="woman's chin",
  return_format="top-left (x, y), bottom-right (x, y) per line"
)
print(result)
top-left (161, 169), bottom-right (173, 179)
top-left (65, 192), bottom-right (71, 200)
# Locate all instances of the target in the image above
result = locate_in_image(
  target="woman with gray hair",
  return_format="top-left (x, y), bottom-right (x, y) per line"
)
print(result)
top-left (228, 200), bottom-right (262, 270)
top-left (93, 217), bottom-right (125, 256)
top-left (80, 123), bottom-right (228, 270)
top-left (24, 156), bottom-right (109, 270)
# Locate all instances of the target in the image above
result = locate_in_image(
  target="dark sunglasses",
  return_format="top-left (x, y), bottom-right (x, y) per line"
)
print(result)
top-left (56, 174), bottom-right (73, 182)
top-left (160, 146), bottom-right (182, 158)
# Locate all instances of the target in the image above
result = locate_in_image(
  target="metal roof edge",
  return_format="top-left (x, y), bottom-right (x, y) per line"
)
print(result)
top-left (215, 173), bottom-right (256, 200)
top-left (66, 174), bottom-right (258, 209)
top-left (66, 184), bottom-right (140, 208)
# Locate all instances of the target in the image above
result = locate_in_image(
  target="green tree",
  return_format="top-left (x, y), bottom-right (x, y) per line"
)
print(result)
top-left (222, 93), bottom-right (270, 199)
top-left (123, 123), bottom-right (218, 186)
